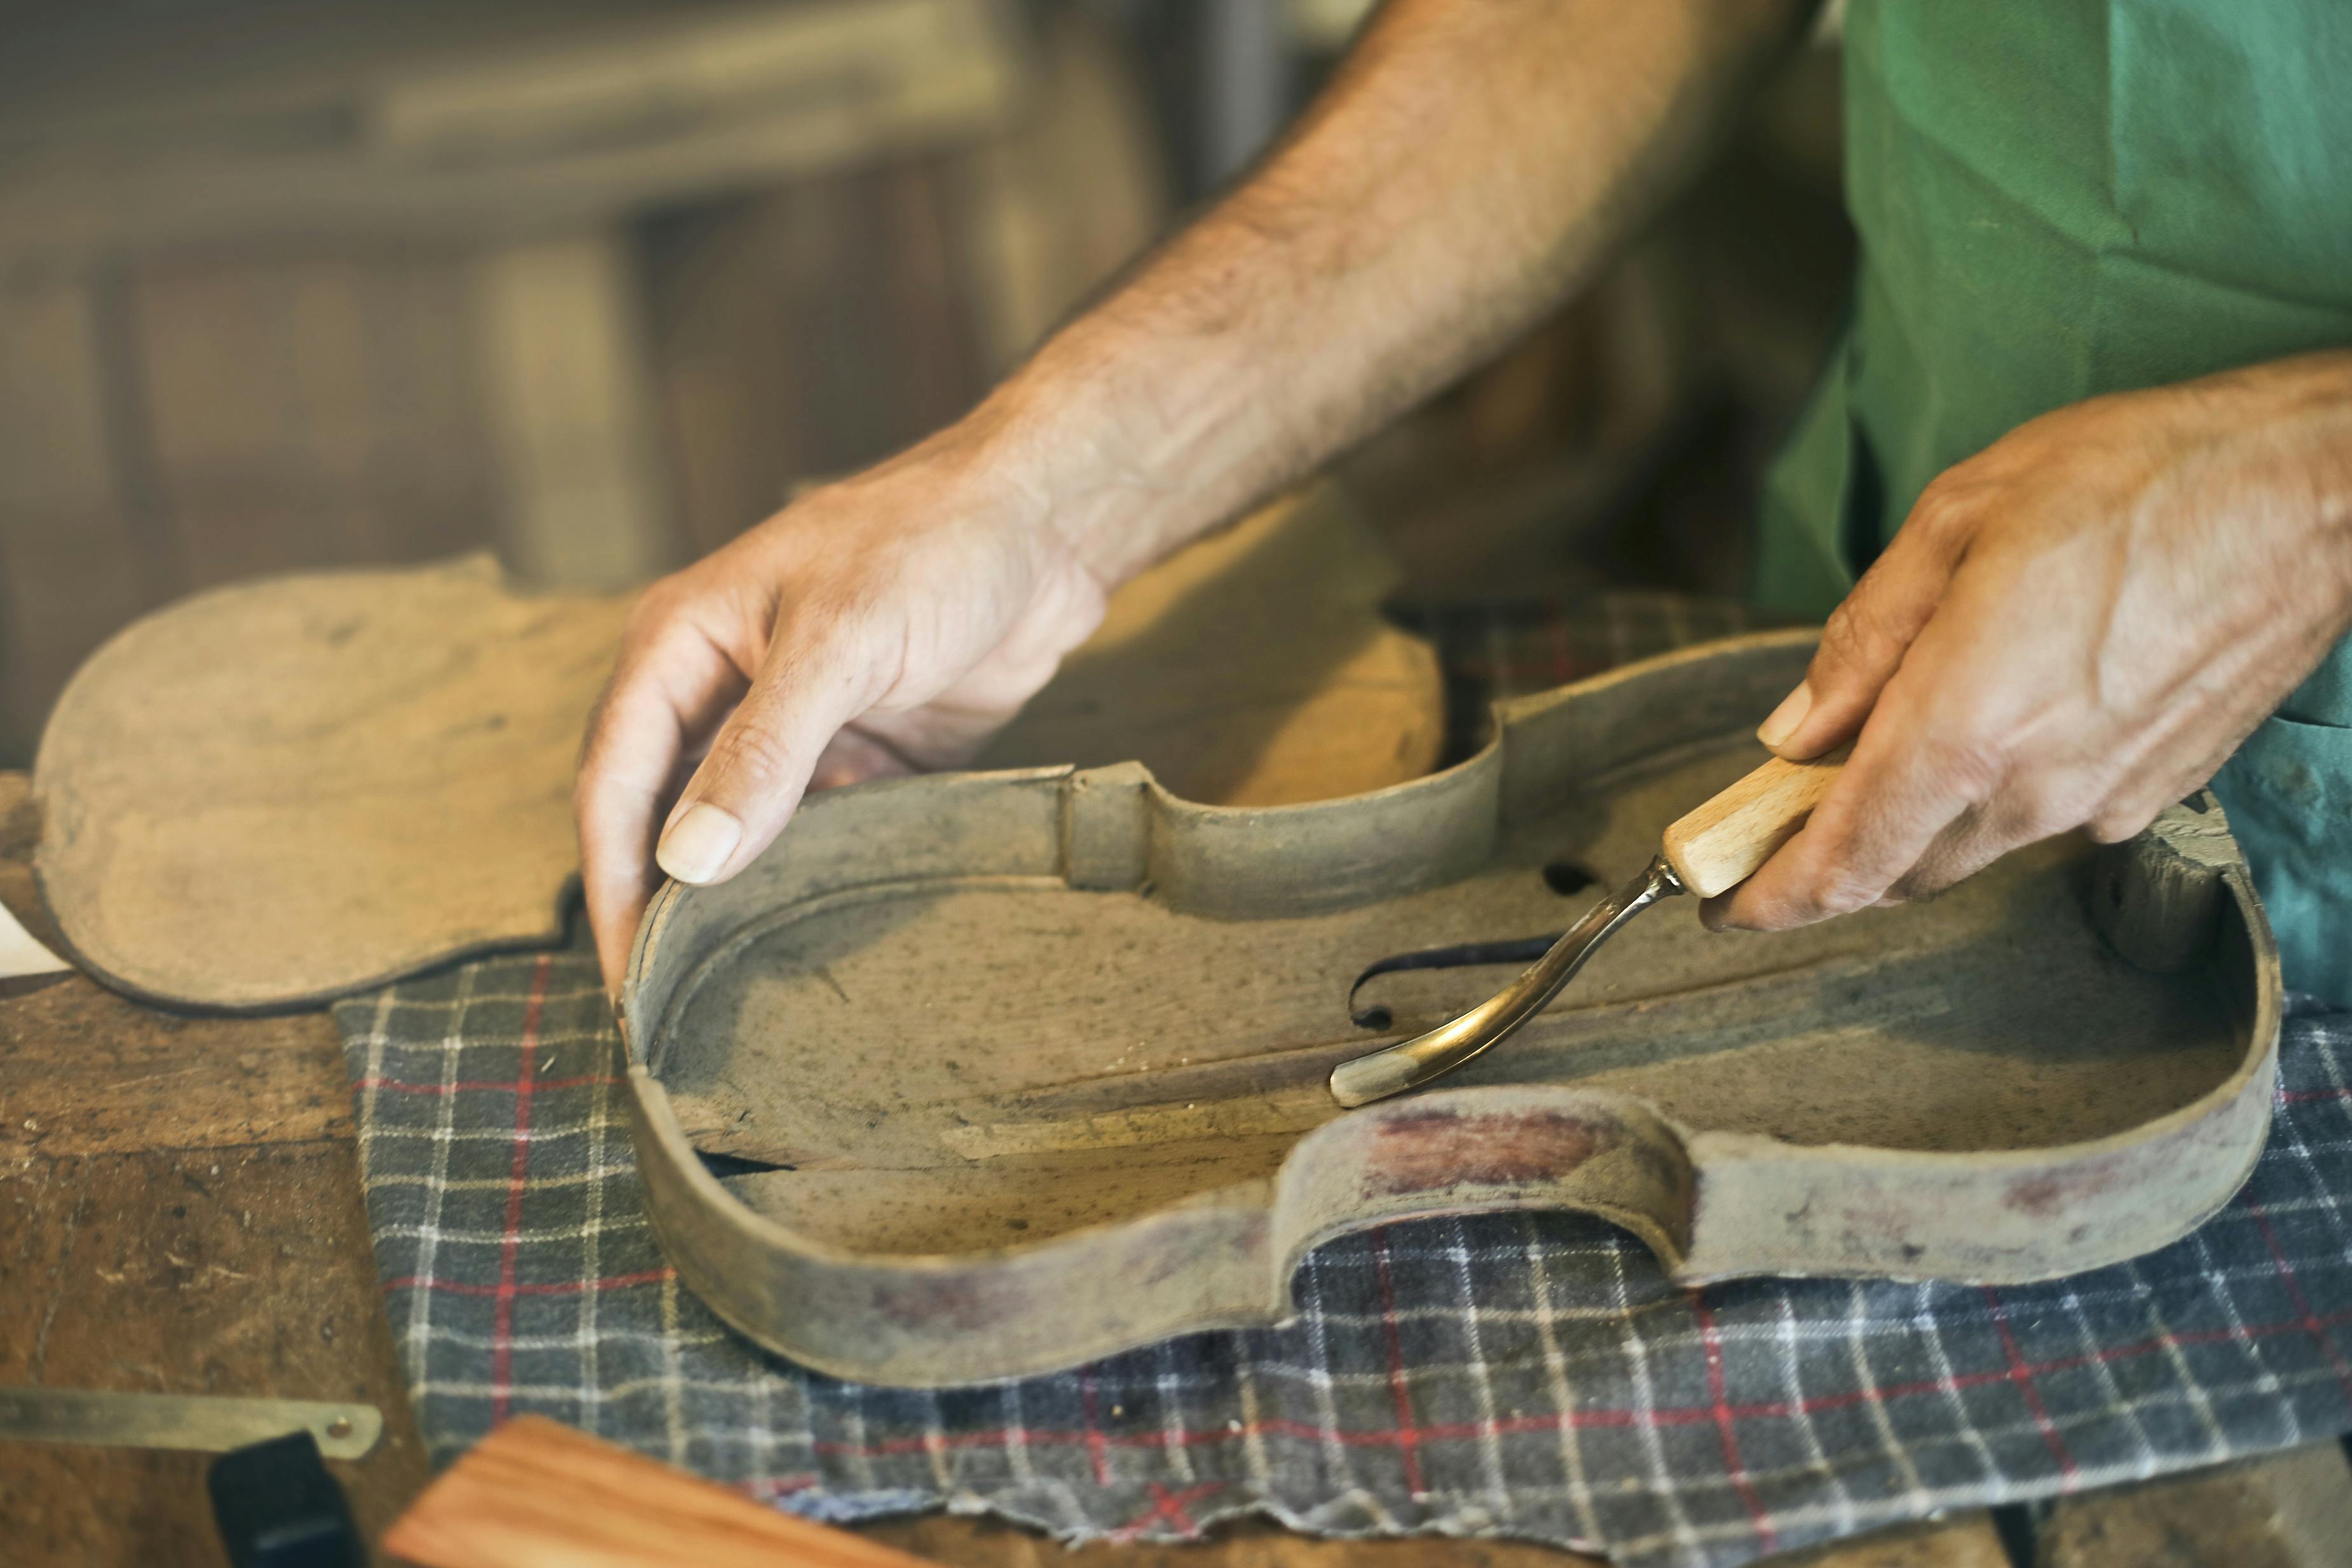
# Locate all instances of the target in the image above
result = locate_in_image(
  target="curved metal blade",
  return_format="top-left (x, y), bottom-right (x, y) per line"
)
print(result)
top-left (1327, 855), bottom-right (1683, 1107)
top-left (1344, 931), bottom-right (1567, 1028)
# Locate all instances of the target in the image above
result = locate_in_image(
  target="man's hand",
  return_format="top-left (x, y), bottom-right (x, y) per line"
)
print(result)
top-left (571, 0), bottom-right (1818, 991)
top-left (573, 424), bottom-right (1109, 989)
top-left (1712, 353), bottom-right (2352, 932)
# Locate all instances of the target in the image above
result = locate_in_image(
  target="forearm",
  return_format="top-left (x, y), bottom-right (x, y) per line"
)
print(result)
top-left (975, 0), bottom-right (1817, 584)
top-left (576, 0), bottom-right (1817, 969)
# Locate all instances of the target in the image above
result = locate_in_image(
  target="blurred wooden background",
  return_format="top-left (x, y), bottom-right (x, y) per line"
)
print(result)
top-left (0, 0), bottom-right (1849, 766)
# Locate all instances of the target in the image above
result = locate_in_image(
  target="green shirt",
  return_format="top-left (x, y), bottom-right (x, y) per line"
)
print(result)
top-left (1758, 0), bottom-right (2352, 1002)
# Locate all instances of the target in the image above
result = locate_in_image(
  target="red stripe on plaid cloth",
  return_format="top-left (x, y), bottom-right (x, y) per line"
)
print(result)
top-left (491, 954), bottom-right (552, 1423)
top-left (2248, 1202), bottom-right (2352, 1401)
top-left (1113, 1481), bottom-right (1224, 1541)
top-left (356, 1074), bottom-right (625, 1094)
top-left (2280, 1087), bottom-right (2352, 1103)
top-left (1981, 1288), bottom-right (2077, 1483)
top-left (385, 1269), bottom-right (674, 1297)
top-left (1372, 1229), bottom-right (1426, 1497)
top-left (1693, 1293), bottom-right (1777, 1549)
top-left (1079, 1368), bottom-right (1112, 1485)
top-left (741, 1475), bottom-right (820, 1501)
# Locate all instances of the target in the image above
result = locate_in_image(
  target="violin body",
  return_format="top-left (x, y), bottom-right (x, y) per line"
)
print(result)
top-left (622, 629), bottom-right (2280, 1387)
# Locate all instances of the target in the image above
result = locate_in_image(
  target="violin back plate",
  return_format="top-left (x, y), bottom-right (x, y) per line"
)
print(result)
top-left (622, 630), bottom-right (2281, 1387)
top-left (34, 556), bottom-right (629, 1011)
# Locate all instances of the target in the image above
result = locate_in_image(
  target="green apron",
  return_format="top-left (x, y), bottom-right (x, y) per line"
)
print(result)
top-left (1757, 0), bottom-right (2352, 1002)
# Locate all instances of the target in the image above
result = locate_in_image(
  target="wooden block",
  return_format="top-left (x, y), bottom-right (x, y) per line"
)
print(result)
top-left (0, 275), bottom-right (153, 761)
top-left (383, 1415), bottom-right (944, 1568)
top-left (473, 231), bottom-right (682, 590)
top-left (2035, 1444), bottom-right (2352, 1568)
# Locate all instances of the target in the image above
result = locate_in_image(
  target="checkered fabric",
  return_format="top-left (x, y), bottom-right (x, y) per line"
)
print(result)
top-left (334, 594), bottom-right (2352, 1568)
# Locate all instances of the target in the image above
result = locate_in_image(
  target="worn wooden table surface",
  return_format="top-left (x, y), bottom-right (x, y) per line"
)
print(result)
top-left (3, 765), bottom-right (2346, 1567)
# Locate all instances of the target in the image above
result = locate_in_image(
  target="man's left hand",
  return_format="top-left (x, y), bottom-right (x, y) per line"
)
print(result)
top-left (1712, 351), bottom-right (2352, 931)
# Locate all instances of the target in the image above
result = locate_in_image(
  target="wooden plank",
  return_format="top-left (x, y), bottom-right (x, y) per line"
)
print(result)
top-left (0, 0), bottom-right (1028, 266)
top-left (645, 156), bottom-right (992, 554)
top-left (0, 971), bottom-right (348, 1163)
top-left (473, 230), bottom-right (682, 590)
top-left (880, 157), bottom-right (990, 439)
top-left (385, 1415), bottom-right (945, 1568)
top-left (756, 167), bottom-right (917, 481)
top-left (0, 275), bottom-right (153, 763)
top-left (2035, 1441), bottom-right (2352, 1567)
top-left (132, 256), bottom-right (369, 587)
top-left (127, 245), bottom-right (501, 591)
top-left (643, 191), bottom-right (817, 554)
top-left (360, 249), bottom-right (505, 566)
top-left (953, 9), bottom-right (1168, 377)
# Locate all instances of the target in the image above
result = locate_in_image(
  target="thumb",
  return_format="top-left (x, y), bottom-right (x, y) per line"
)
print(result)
top-left (1760, 495), bottom-right (1969, 760)
top-left (653, 608), bottom-right (892, 887)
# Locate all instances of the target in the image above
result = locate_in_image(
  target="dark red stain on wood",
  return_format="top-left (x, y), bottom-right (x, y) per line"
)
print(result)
top-left (2004, 1154), bottom-right (2129, 1219)
top-left (873, 1269), bottom-right (1016, 1332)
top-left (1365, 1106), bottom-right (1613, 1195)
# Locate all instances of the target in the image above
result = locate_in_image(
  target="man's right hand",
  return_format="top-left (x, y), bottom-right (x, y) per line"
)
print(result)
top-left (573, 420), bottom-right (1109, 992)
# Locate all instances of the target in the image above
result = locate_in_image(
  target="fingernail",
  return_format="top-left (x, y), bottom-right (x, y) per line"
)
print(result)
top-left (1757, 682), bottom-right (1813, 751)
top-left (656, 802), bottom-right (742, 884)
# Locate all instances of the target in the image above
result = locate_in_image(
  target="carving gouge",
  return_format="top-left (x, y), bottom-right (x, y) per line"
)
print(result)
top-left (1329, 746), bottom-right (1849, 1107)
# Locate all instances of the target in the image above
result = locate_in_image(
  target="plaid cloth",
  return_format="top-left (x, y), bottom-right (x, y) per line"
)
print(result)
top-left (334, 594), bottom-right (2352, 1568)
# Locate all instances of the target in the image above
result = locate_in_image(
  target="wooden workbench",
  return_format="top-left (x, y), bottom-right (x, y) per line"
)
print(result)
top-left (3, 761), bottom-right (2346, 1566)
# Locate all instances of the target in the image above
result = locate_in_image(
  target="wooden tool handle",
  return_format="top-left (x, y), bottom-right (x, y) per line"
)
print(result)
top-left (384, 1415), bottom-right (945, 1568)
top-left (1661, 746), bottom-right (1850, 899)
